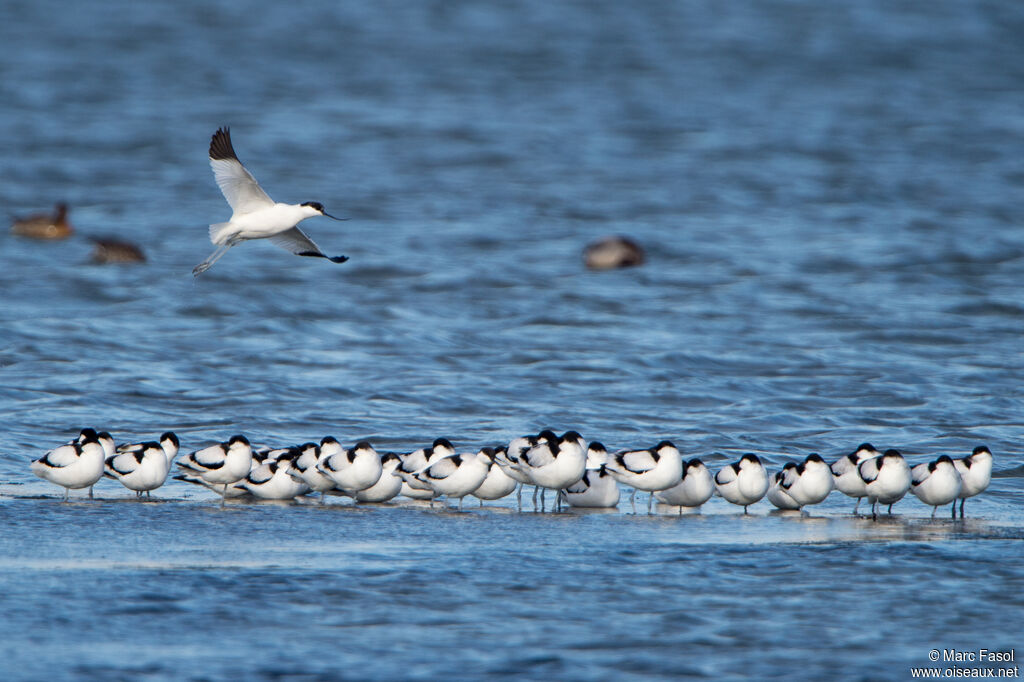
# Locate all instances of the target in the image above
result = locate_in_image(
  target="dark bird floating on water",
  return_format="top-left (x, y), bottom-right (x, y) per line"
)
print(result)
top-left (583, 235), bottom-right (645, 270)
top-left (90, 237), bottom-right (146, 264)
top-left (11, 202), bottom-right (73, 240)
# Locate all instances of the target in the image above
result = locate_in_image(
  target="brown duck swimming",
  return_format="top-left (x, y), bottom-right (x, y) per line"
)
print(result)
top-left (11, 202), bottom-right (73, 240)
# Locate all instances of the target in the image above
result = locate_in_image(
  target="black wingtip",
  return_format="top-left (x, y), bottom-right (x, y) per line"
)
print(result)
top-left (209, 127), bottom-right (238, 161)
top-left (296, 251), bottom-right (349, 263)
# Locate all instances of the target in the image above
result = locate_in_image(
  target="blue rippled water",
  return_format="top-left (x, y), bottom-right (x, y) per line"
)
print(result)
top-left (1, 0), bottom-right (1023, 680)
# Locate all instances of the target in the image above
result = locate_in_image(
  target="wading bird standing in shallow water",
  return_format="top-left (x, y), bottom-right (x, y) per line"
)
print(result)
top-left (105, 432), bottom-right (179, 497)
top-left (858, 449), bottom-right (911, 520)
top-left (953, 446), bottom-right (993, 518)
top-left (193, 127), bottom-right (348, 276)
top-left (910, 455), bottom-right (962, 518)
top-left (606, 440), bottom-right (683, 514)
top-left (831, 443), bottom-right (881, 514)
top-left (175, 434), bottom-right (253, 504)
top-left (656, 458), bottom-right (715, 511)
top-left (31, 429), bottom-right (107, 500)
top-left (715, 453), bottom-right (769, 513)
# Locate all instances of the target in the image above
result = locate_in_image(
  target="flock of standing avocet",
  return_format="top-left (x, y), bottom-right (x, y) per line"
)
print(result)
top-left (28, 427), bottom-right (992, 519)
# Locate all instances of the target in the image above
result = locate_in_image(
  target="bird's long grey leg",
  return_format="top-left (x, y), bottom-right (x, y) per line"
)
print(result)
top-left (193, 242), bottom-right (236, 276)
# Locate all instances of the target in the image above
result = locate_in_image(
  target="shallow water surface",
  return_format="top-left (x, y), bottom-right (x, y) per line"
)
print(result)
top-left (1, 494), bottom-right (1022, 681)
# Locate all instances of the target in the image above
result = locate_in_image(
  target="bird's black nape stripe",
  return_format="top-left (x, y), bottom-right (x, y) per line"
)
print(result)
top-left (209, 127), bottom-right (238, 161)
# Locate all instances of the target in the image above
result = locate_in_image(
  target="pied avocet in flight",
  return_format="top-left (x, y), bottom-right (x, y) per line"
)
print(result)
top-left (193, 127), bottom-right (348, 276)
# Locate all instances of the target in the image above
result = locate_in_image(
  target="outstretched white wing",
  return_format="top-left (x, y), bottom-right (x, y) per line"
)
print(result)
top-left (209, 127), bottom-right (274, 215)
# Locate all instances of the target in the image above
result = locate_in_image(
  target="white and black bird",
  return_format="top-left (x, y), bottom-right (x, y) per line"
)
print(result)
top-left (105, 441), bottom-right (170, 497)
top-left (910, 455), bottom-right (962, 518)
top-left (30, 429), bottom-right (107, 500)
top-left (193, 127), bottom-right (348, 275)
top-left (73, 427), bottom-right (114, 498)
top-left (175, 434), bottom-right (253, 503)
top-left (253, 446), bottom-right (298, 464)
top-left (584, 441), bottom-right (610, 469)
top-left (858, 449), bottom-right (912, 520)
top-left (558, 464), bottom-right (620, 509)
top-left (606, 440), bottom-right (683, 514)
top-left (396, 438), bottom-right (457, 500)
top-left (84, 429), bottom-right (116, 460)
top-left (412, 450), bottom-right (492, 510)
top-left (714, 454), bottom-right (769, 513)
top-left (74, 429), bottom-right (115, 498)
top-left (317, 439), bottom-right (382, 496)
top-left (656, 458), bottom-right (715, 511)
top-left (495, 435), bottom-right (540, 509)
top-left (953, 445), bottom-right (993, 518)
top-left (472, 448), bottom-right (519, 504)
top-left (235, 454), bottom-right (309, 501)
top-left (783, 453), bottom-right (834, 509)
top-left (105, 431), bottom-right (180, 497)
top-left (352, 452), bottom-right (404, 503)
top-left (831, 442), bottom-right (881, 513)
top-left (117, 431), bottom-right (179, 463)
top-left (503, 434), bottom-right (543, 474)
top-left (516, 430), bottom-right (587, 511)
top-left (287, 442), bottom-right (337, 502)
top-left (767, 462), bottom-right (802, 510)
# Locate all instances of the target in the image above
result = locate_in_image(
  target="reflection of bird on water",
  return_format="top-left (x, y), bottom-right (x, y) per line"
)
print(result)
top-left (90, 237), bottom-right (146, 264)
top-left (11, 202), bottom-right (73, 240)
top-left (583, 235), bottom-right (645, 270)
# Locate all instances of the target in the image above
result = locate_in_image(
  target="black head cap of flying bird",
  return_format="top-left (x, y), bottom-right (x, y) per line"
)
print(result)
top-left (301, 201), bottom-right (346, 221)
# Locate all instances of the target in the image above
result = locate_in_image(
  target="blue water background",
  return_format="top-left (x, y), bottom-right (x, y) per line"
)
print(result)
top-left (1, 1), bottom-right (1023, 679)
